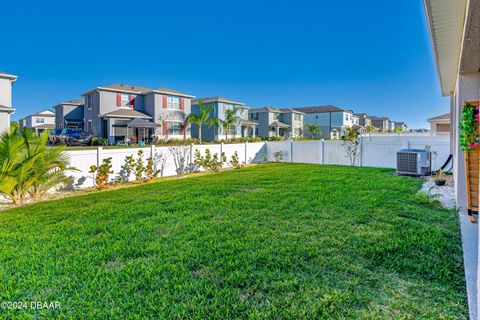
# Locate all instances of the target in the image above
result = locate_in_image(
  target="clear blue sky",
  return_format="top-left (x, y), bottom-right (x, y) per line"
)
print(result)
top-left (1, 0), bottom-right (447, 128)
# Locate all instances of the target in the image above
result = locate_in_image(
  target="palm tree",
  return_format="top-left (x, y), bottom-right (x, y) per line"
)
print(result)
top-left (306, 124), bottom-right (322, 139)
top-left (366, 125), bottom-right (375, 133)
top-left (215, 106), bottom-right (242, 141)
top-left (0, 128), bottom-right (75, 205)
top-left (186, 101), bottom-right (216, 143)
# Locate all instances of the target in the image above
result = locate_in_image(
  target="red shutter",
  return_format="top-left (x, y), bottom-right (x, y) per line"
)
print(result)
top-left (116, 93), bottom-right (121, 107)
top-left (180, 97), bottom-right (185, 110)
top-left (180, 122), bottom-right (185, 135)
top-left (163, 95), bottom-right (167, 108)
top-left (129, 95), bottom-right (135, 108)
top-left (163, 120), bottom-right (167, 135)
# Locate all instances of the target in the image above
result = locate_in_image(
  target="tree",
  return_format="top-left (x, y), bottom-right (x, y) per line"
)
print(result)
top-left (215, 106), bottom-right (242, 141)
top-left (306, 124), bottom-right (322, 139)
top-left (342, 126), bottom-right (360, 166)
top-left (0, 128), bottom-right (75, 205)
top-left (186, 101), bottom-right (216, 143)
top-left (366, 125), bottom-right (375, 133)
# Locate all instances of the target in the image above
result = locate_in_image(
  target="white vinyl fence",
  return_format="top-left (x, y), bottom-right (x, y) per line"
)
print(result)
top-left (266, 135), bottom-right (450, 170)
top-left (64, 135), bottom-right (450, 190)
top-left (66, 142), bottom-right (267, 189)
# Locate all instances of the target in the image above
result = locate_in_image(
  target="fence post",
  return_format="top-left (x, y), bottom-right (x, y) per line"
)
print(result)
top-left (150, 144), bottom-right (156, 158)
top-left (265, 141), bottom-right (268, 161)
top-left (359, 137), bottom-right (363, 167)
top-left (190, 143), bottom-right (194, 163)
top-left (321, 139), bottom-right (325, 165)
top-left (290, 140), bottom-right (294, 163)
top-left (245, 141), bottom-right (248, 163)
top-left (220, 142), bottom-right (223, 157)
top-left (96, 147), bottom-right (103, 167)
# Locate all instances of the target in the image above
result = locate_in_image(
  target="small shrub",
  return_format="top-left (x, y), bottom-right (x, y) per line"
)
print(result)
top-left (134, 150), bottom-right (146, 182)
top-left (120, 155), bottom-right (135, 182)
top-left (145, 156), bottom-right (160, 180)
top-left (415, 187), bottom-right (442, 209)
top-left (91, 137), bottom-right (107, 146)
top-left (230, 151), bottom-right (244, 169)
top-left (268, 136), bottom-right (284, 142)
top-left (195, 149), bottom-right (226, 172)
top-left (89, 157), bottom-right (113, 190)
top-left (169, 146), bottom-right (192, 176)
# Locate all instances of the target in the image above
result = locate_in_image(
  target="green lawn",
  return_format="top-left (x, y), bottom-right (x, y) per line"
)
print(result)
top-left (0, 164), bottom-right (467, 319)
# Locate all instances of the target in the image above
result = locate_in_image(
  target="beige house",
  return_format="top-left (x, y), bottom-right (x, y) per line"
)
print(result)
top-left (0, 72), bottom-right (18, 133)
top-left (427, 113), bottom-right (450, 136)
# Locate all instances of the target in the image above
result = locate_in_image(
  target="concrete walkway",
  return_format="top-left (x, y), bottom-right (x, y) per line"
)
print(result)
top-left (459, 211), bottom-right (478, 320)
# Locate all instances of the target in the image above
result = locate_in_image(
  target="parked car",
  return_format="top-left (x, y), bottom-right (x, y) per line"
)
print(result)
top-left (48, 129), bottom-right (63, 145)
top-left (59, 128), bottom-right (93, 146)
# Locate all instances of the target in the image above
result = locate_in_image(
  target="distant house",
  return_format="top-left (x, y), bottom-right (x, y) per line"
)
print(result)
top-left (393, 121), bottom-right (407, 131)
top-left (428, 113), bottom-right (450, 136)
top-left (369, 116), bottom-right (390, 132)
top-left (294, 105), bottom-right (355, 139)
top-left (81, 84), bottom-right (194, 144)
top-left (0, 71), bottom-right (17, 133)
top-left (248, 107), bottom-right (304, 138)
top-left (54, 98), bottom-right (84, 129)
top-left (19, 109), bottom-right (55, 133)
top-left (191, 97), bottom-right (256, 142)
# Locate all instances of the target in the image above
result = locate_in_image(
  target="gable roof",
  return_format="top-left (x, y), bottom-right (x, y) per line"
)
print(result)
top-left (54, 98), bottom-right (84, 109)
top-left (294, 105), bottom-right (352, 113)
top-left (103, 108), bottom-right (152, 119)
top-left (149, 88), bottom-right (195, 98)
top-left (0, 105), bottom-right (15, 113)
top-left (31, 109), bottom-right (55, 117)
top-left (193, 96), bottom-right (245, 106)
top-left (428, 112), bottom-right (450, 121)
top-left (82, 84), bottom-right (151, 95)
top-left (249, 107), bottom-right (304, 114)
top-left (0, 71), bottom-right (18, 81)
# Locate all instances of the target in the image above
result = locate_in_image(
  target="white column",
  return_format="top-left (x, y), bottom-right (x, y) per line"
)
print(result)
top-left (97, 147), bottom-right (103, 167)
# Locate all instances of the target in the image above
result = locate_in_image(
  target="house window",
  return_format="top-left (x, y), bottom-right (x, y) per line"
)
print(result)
top-left (273, 113), bottom-right (280, 120)
top-left (294, 128), bottom-right (302, 136)
top-left (345, 114), bottom-right (349, 121)
top-left (250, 113), bottom-right (259, 121)
top-left (86, 94), bottom-right (93, 110)
top-left (120, 94), bottom-right (130, 108)
top-left (254, 127), bottom-right (259, 136)
top-left (294, 114), bottom-right (302, 121)
top-left (87, 120), bottom-right (93, 134)
top-left (35, 117), bottom-right (45, 124)
top-left (167, 121), bottom-right (182, 135)
top-left (167, 96), bottom-right (180, 110)
top-left (228, 125), bottom-right (236, 136)
top-left (224, 104), bottom-right (234, 112)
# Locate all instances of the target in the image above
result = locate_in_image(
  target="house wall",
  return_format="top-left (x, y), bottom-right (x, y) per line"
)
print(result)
top-left (452, 72), bottom-right (480, 212)
top-left (0, 78), bottom-right (12, 108)
top-left (145, 93), bottom-right (191, 139)
top-left (30, 115), bottom-right (55, 128)
top-left (0, 77), bottom-right (14, 133)
top-left (303, 112), bottom-right (345, 139)
top-left (56, 105), bottom-right (84, 129)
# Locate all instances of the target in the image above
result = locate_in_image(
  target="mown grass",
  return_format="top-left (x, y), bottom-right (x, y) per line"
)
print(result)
top-left (0, 163), bottom-right (467, 319)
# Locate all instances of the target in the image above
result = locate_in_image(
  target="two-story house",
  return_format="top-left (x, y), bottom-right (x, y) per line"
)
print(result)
top-left (81, 84), bottom-right (194, 144)
top-left (394, 121), bottom-right (407, 131)
top-left (19, 109), bottom-right (55, 133)
top-left (370, 116), bottom-right (390, 132)
top-left (248, 107), bottom-right (304, 138)
top-left (0, 72), bottom-right (18, 133)
top-left (54, 98), bottom-right (84, 129)
top-left (294, 105), bottom-right (354, 139)
top-left (354, 113), bottom-right (373, 133)
top-left (190, 97), bottom-right (256, 142)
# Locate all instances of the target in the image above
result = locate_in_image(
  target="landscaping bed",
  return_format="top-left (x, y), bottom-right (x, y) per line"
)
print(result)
top-left (0, 164), bottom-right (467, 318)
